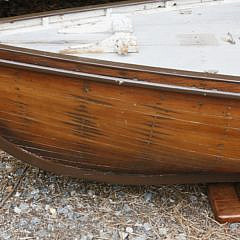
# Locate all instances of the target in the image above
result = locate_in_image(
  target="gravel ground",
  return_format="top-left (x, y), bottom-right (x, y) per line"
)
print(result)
top-left (0, 150), bottom-right (240, 240)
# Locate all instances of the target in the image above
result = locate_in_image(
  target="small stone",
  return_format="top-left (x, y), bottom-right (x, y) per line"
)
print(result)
top-left (49, 224), bottom-right (55, 231)
top-left (31, 217), bottom-right (41, 225)
top-left (49, 207), bottom-right (57, 218)
top-left (5, 164), bottom-right (13, 173)
top-left (15, 192), bottom-right (21, 197)
top-left (132, 237), bottom-right (146, 240)
top-left (14, 206), bottom-right (21, 214)
top-left (123, 204), bottom-right (131, 213)
top-left (87, 233), bottom-right (94, 240)
top-left (230, 223), bottom-right (240, 231)
top-left (37, 230), bottom-right (48, 238)
top-left (19, 203), bottom-right (29, 213)
top-left (0, 162), bottom-right (5, 169)
top-left (190, 195), bottom-right (197, 202)
top-left (45, 197), bottom-right (52, 203)
top-left (126, 227), bottom-right (133, 234)
top-left (19, 219), bottom-right (28, 228)
top-left (159, 227), bottom-right (167, 236)
top-left (71, 190), bottom-right (76, 196)
top-left (119, 231), bottom-right (128, 240)
top-left (115, 210), bottom-right (121, 216)
top-left (144, 192), bottom-right (153, 202)
top-left (112, 230), bottom-right (120, 240)
top-left (99, 230), bottom-right (108, 238)
top-left (57, 206), bottom-right (69, 216)
top-left (87, 190), bottom-right (95, 197)
top-left (116, 191), bottom-right (125, 197)
top-left (80, 236), bottom-right (88, 240)
top-left (143, 223), bottom-right (152, 231)
top-left (31, 189), bottom-right (40, 195)
top-left (16, 168), bottom-right (24, 176)
top-left (176, 233), bottom-right (187, 240)
top-left (1, 233), bottom-right (11, 240)
top-left (68, 212), bottom-right (75, 220)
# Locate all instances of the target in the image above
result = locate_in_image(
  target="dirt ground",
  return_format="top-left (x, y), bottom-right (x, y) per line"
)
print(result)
top-left (0, 150), bottom-right (240, 240)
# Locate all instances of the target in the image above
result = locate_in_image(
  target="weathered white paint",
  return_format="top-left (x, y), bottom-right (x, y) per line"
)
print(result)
top-left (58, 14), bottom-right (133, 34)
top-left (60, 32), bottom-right (138, 55)
top-left (0, 0), bottom-right (239, 75)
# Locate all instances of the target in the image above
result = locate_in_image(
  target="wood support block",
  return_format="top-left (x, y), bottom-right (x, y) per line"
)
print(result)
top-left (208, 183), bottom-right (240, 223)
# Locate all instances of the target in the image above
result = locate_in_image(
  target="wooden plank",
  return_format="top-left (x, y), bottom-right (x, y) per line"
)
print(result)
top-left (208, 183), bottom-right (240, 223)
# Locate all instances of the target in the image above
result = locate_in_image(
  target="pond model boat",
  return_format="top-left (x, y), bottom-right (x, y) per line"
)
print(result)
top-left (0, 0), bottom-right (240, 190)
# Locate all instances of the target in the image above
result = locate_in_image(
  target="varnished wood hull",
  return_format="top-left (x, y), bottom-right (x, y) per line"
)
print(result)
top-left (0, 44), bottom-right (240, 184)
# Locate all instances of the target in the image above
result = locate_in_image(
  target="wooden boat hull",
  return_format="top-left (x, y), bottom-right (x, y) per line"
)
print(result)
top-left (0, 45), bottom-right (240, 184)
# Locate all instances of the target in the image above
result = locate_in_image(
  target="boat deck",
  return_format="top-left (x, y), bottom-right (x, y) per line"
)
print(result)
top-left (0, 0), bottom-right (239, 75)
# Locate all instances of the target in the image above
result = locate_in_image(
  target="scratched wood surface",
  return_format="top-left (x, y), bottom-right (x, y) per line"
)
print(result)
top-left (0, 57), bottom-right (240, 183)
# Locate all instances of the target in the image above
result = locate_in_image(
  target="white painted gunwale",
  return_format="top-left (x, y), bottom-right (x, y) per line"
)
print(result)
top-left (0, 0), bottom-right (239, 76)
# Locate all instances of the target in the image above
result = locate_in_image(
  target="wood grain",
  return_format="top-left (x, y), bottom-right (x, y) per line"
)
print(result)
top-left (208, 183), bottom-right (240, 223)
top-left (0, 49), bottom-right (239, 184)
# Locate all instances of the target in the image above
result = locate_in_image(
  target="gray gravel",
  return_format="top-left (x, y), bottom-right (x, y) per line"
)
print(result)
top-left (0, 150), bottom-right (240, 240)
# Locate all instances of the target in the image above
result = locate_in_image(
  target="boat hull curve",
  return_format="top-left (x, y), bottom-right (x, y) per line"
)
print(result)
top-left (0, 46), bottom-right (240, 184)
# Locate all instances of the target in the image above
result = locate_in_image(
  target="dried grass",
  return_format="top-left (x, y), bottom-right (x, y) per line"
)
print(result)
top-left (0, 150), bottom-right (239, 240)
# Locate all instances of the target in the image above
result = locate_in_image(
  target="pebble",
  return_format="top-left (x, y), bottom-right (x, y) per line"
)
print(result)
top-left (144, 192), bottom-right (153, 202)
top-left (119, 231), bottom-right (129, 240)
top-left (114, 210), bottom-right (121, 216)
top-left (14, 206), bottom-right (22, 214)
top-left (31, 217), bottom-right (41, 225)
top-left (49, 207), bottom-right (57, 218)
top-left (19, 203), bottom-right (30, 212)
top-left (37, 229), bottom-right (48, 238)
top-left (16, 168), bottom-right (24, 176)
top-left (126, 227), bottom-right (134, 234)
top-left (87, 233), bottom-right (94, 240)
top-left (87, 190), bottom-right (95, 197)
top-left (132, 237), bottom-right (146, 240)
top-left (176, 233), bottom-right (187, 240)
top-left (116, 191), bottom-right (125, 197)
top-left (0, 233), bottom-right (11, 240)
top-left (31, 189), bottom-right (40, 195)
top-left (15, 192), bottom-right (21, 197)
top-left (71, 190), bottom-right (76, 196)
top-left (123, 204), bottom-right (131, 213)
top-left (112, 230), bottom-right (120, 240)
top-left (78, 215), bottom-right (89, 222)
top-left (18, 219), bottom-right (28, 228)
top-left (80, 236), bottom-right (88, 240)
top-left (189, 195), bottom-right (197, 203)
top-left (99, 230), bottom-right (109, 239)
top-left (143, 223), bottom-right (152, 231)
top-left (58, 206), bottom-right (69, 215)
top-left (229, 223), bottom-right (240, 231)
top-left (0, 162), bottom-right (5, 169)
top-left (159, 227), bottom-right (167, 236)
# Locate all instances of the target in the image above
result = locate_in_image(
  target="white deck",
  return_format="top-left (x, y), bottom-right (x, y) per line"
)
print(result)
top-left (0, 0), bottom-right (240, 75)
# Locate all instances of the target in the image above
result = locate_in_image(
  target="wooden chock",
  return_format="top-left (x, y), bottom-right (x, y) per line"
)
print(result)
top-left (208, 183), bottom-right (240, 223)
